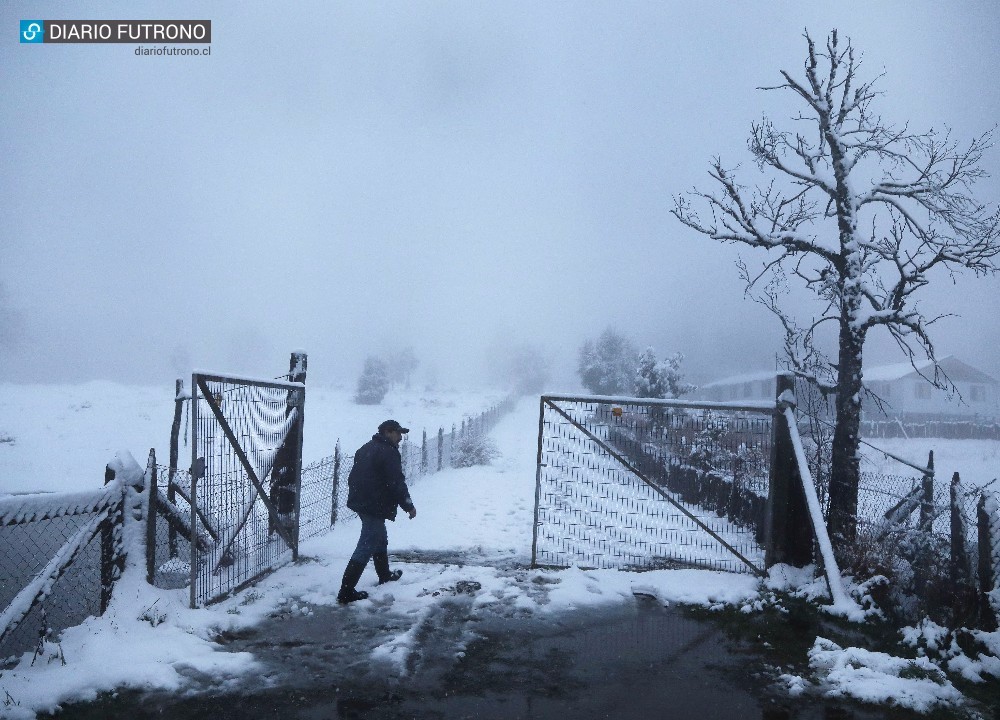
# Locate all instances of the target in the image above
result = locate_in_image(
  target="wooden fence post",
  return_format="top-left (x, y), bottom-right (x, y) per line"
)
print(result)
top-left (270, 351), bottom-right (306, 552)
top-left (977, 494), bottom-right (998, 630)
top-left (950, 472), bottom-right (973, 623)
top-left (168, 379), bottom-right (184, 559)
top-left (919, 451), bottom-right (935, 531)
top-left (100, 465), bottom-right (125, 613)
top-left (421, 429), bottom-right (428, 475)
top-left (331, 441), bottom-right (341, 526)
top-left (146, 449), bottom-right (158, 585)
top-left (765, 372), bottom-right (812, 568)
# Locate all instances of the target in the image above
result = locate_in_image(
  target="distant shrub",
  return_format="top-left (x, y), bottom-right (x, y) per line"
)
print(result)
top-left (451, 432), bottom-right (500, 468)
top-left (355, 356), bottom-right (390, 405)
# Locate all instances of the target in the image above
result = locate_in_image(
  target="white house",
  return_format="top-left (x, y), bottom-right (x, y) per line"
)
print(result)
top-left (862, 356), bottom-right (999, 421)
top-left (694, 356), bottom-right (1000, 421)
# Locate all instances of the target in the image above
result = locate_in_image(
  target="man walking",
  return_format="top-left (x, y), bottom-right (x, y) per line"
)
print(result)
top-left (337, 419), bottom-right (417, 604)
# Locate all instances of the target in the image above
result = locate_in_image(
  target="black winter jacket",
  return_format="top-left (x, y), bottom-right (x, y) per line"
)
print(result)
top-left (345, 434), bottom-right (415, 521)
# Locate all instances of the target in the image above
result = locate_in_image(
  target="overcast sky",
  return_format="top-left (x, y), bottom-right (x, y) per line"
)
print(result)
top-left (2, 1), bottom-right (998, 390)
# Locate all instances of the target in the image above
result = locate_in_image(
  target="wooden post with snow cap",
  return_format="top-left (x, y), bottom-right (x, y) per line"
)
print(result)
top-left (764, 372), bottom-right (812, 568)
top-left (919, 451), bottom-right (935, 531)
top-left (287, 351), bottom-right (307, 555)
top-left (146, 449), bottom-right (158, 585)
top-left (421, 429), bottom-right (428, 475)
top-left (331, 441), bottom-right (341, 526)
top-left (977, 494), bottom-right (998, 630)
top-left (950, 472), bottom-right (974, 623)
top-left (167, 379), bottom-right (184, 559)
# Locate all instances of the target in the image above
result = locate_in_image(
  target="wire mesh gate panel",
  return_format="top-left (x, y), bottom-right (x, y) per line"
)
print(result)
top-left (190, 373), bottom-right (305, 607)
top-left (532, 395), bottom-right (774, 574)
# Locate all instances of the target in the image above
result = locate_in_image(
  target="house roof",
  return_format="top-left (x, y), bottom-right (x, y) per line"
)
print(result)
top-left (700, 356), bottom-right (998, 388)
top-left (865, 356), bottom-right (998, 385)
top-left (699, 370), bottom-right (779, 389)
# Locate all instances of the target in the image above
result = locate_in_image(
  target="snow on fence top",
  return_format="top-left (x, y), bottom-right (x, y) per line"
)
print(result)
top-left (0, 480), bottom-right (122, 526)
top-left (540, 393), bottom-right (775, 414)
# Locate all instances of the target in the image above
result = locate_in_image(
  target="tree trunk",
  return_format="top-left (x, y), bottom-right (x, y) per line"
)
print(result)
top-left (829, 321), bottom-right (864, 544)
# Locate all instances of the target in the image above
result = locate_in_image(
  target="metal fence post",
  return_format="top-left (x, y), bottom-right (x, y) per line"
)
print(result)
top-left (531, 396), bottom-right (546, 568)
top-left (977, 494), bottom-right (998, 630)
top-left (764, 372), bottom-right (812, 568)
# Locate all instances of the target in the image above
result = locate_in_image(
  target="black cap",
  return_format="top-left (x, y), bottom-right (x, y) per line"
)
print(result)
top-left (378, 419), bottom-right (409, 434)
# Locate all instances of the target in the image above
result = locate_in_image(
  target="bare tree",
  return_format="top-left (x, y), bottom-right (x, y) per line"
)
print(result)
top-left (672, 30), bottom-right (1000, 543)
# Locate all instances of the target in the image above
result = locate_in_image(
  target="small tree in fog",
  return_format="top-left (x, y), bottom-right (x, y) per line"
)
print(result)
top-left (354, 356), bottom-right (390, 405)
top-left (672, 30), bottom-right (1000, 542)
top-left (506, 344), bottom-right (550, 395)
top-left (578, 327), bottom-right (638, 395)
top-left (387, 347), bottom-right (419, 389)
top-left (634, 348), bottom-right (696, 399)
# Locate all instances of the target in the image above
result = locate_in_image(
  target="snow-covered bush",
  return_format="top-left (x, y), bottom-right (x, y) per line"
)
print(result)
top-left (687, 412), bottom-right (732, 475)
top-left (634, 348), bottom-right (695, 399)
top-left (451, 432), bottom-right (499, 468)
top-left (839, 525), bottom-right (954, 626)
top-left (354, 356), bottom-right (390, 405)
top-left (578, 327), bottom-right (637, 396)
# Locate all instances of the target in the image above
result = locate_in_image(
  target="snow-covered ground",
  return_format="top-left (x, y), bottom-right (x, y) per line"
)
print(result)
top-left (1, 387), bottom-right (997, 717)
top-left (861, 436), bottom-right (999, 492)
top-left (0, 382), bottom-right (506, 495)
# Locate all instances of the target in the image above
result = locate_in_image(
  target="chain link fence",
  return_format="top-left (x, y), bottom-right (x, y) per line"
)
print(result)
top-left (791, 374), bottom-right (1000, 627)
top-left (299, 396), bottom-right (516, 542)
top-left (532, 395), bottom-right (774, 574)
top-left (1, 484), bottom-right (124, 663)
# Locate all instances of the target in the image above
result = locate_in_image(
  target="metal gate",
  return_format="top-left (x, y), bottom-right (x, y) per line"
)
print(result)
top-left (532, 394), bottom-right (776, 575)
top-left (190, 372), bottom-right (305, 606)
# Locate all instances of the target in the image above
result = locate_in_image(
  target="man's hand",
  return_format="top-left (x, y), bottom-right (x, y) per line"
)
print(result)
top-left (407, 507), bottom-right (417, 520)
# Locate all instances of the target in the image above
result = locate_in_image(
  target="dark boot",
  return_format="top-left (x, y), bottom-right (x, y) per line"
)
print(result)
top-left (373, 552), bottom-right (402, 585)
top-left (337, 560), bottom-right (369, 604)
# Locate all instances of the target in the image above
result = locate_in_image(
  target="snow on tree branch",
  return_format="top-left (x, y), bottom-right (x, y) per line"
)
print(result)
top-left (671, 28), bottom-right (1000, 542)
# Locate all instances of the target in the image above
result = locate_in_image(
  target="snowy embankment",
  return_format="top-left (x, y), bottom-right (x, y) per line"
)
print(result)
top-left (0, 389), bottom-right (991, 717)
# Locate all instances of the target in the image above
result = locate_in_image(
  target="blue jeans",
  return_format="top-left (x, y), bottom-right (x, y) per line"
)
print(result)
top-left (350, 513), bottom-right (388, 564)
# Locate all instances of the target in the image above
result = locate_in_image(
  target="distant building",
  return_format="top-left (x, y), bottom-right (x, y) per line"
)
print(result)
top-left (695, 356), bottom-right (1000, 421)
top-left (697, 370), bottom-right (778, 404)
top-left (862, 356), bottom-right (999, 422)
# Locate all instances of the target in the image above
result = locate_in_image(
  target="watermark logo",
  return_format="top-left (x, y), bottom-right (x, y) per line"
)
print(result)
top-left (18, 20), bottom-right (211, 44)
top-left (20, 20), bottom-right (44, 43)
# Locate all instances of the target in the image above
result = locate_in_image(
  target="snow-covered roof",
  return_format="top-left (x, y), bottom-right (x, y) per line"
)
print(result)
top-left (863, 358), bottom-right (937, 382)
top-left (865, 356), bottom-right (998, 384)
top-left (701, 356), bottom-right (997, 388)
top-left (699, 370), bottom-right (780, 389)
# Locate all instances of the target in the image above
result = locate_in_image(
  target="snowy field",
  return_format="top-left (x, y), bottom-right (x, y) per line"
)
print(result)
top-left (0, 382), bottom-right (506, 496)
top-left (2, 386), bottom-right (998, 717)
top-left (860, 436), bottom-right (999, 492)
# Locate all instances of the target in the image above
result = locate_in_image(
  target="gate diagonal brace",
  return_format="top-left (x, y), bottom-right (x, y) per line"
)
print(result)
top-left (196, 377), bottom-right (297, 570)
top-left (544, 399), bottom-right (764, 576)
top-left (206, 408), bottom-right (300, 572)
